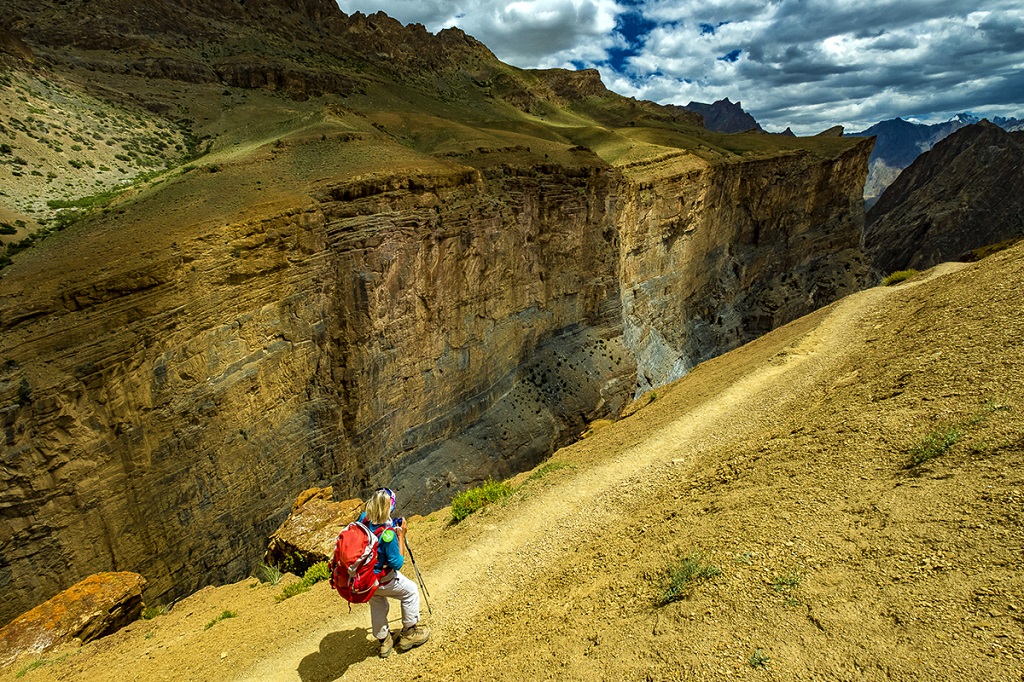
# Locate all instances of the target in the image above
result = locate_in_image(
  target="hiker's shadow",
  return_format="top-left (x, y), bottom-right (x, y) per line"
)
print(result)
top-left (297, 627), bottom-right (374, 682)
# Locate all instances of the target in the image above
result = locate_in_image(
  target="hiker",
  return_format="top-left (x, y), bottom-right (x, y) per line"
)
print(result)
top-left (359, 488), bottom-right (431, 658)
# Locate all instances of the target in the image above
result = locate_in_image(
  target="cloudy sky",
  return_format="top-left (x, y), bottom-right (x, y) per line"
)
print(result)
top-left (335, 0), bottom-right (1024, 135)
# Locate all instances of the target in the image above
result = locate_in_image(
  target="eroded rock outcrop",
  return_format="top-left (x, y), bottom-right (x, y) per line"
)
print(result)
top-left (265, 490), bottom-right (362, 569)
top-left (0, 572), bottom-right (145, 667)
top-left (618, 143), bottom-right (872, 390)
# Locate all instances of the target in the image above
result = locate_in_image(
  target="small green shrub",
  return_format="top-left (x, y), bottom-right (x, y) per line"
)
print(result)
top-left (204, 610), bottom-right (237, 630)
top-left (451, 478), bottom-right (513, 521)
top-left (772, 572), bottom-right (801, 592)
top-left (659, 553), bottom-right (722, 604)
top-left (141, 605), bottom-right (169, 620)
top-left (749, 649), bottom-right (770, 669)
top-left (881, 269), bottom-right (919, 286)
top-left (303, 561), bottom-right (331, 584)
top-left (276, 561), bottom-right (331, 601)
top-left (277, 580), bottom-right (312, 601)
top-left (0, 223), bottom-right (16, 235)
top-left (906, 425), bottom-right (962, 467)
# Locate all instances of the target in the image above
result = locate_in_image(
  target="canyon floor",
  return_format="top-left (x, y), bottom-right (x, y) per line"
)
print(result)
top-left (5, 246), bottom-right (1024, 682)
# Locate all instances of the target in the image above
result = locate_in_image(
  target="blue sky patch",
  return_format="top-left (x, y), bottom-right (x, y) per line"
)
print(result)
top-left (606, 9), bottom-right (657, 71)
top-left (700, 21), bottom-right (730, 36)
top-left (718, 49), bottom-right (742, 63)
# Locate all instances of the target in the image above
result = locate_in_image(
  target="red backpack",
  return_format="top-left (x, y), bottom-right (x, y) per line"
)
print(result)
top-left (328, 521), bottom-right (387, 603)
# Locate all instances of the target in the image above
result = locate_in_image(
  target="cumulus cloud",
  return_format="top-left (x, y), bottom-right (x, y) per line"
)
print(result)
top-left (336, 0), bottom-right (624, 67)
top-left (336, 0), bottom-right (1024, 134)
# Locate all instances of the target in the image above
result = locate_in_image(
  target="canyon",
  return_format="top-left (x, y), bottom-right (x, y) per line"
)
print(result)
top-left (1, 0), bottom-right (871, 622)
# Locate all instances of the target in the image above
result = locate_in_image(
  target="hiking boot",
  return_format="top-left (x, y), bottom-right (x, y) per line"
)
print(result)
top-left (378, 631), bottom-right (395, 659)
top-left (397, 623), bottom-right (431, 651)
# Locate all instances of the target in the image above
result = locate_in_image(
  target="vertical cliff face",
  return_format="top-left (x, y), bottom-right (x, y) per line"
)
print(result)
top-left (314, 164), bottom-right (631, 511)
top-left (617, 142), bottom-right (872, 392)
top-left (0, 158), bottom-right (635, 620)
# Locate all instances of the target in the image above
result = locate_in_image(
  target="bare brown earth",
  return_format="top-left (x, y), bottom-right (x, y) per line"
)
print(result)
top-left (4, 245), bottom-right (1024, 681)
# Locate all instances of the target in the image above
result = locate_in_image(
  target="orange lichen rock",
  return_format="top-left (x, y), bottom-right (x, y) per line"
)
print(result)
top-left (0, 572), bottom-right (145, 667)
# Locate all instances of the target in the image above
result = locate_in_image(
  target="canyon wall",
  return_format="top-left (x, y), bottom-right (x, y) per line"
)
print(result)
top-left (0, 141), bottom-right (871, 622)
top-left (0, 160), bottom-right (631, 622)
top-left (619, 146), bottom-right (872, 391)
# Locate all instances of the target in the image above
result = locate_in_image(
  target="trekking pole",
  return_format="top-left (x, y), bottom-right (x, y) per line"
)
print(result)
top-left (403, 537), bottom-right (433, 615)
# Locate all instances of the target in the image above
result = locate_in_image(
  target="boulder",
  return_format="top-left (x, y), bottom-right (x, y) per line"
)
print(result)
top-left (0, 572), bottom-right (145, 667)
top-left (265, 490), bottom-right (363, 571)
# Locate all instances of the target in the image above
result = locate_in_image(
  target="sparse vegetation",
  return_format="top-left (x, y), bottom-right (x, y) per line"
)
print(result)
top-left (257, 562), bottom-right (283, 586)
top-left (15, 655), bottom-right (67, 678)
top-left (905, 401), bottom-right (1010, 468)
top-left (276, 561), bottom-right (331, 601)
top-left (659, 553), bottom-right (722, 604)
top-left (733, 551), bottom-right (756, 565)
top-left (772, 571), bottom-right (801, 592)
top-left (204, 610), bottom-right (237, 630)
top-left (907, 425), bottom-right (963, 467)
top-left (749, 649), bottom-right (770, 669)
top-left (142, 605), bottom-right (169, 620)
top-left (451, 478), bottom-right (513, 522)
top-left (527, 461), bottom-right (574, 482)
top-left (881, 269), bottom-right (919, 286)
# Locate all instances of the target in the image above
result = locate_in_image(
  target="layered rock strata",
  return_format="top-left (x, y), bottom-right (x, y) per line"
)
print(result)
top-left (619, 146), bottom-right (871, 390)
top-left (0, 143), bottom-right (871, 622)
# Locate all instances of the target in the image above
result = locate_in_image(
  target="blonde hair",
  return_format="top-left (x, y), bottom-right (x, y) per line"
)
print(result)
top-left (365, 489), bottom-right (393, 525)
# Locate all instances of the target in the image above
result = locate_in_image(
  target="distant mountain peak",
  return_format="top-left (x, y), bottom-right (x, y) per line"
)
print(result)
top-left (682, 98), bottom-right (764, 133)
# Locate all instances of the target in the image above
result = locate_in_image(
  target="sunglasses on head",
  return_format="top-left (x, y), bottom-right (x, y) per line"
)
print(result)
top-left (379, 487), bottom-right (396, 512)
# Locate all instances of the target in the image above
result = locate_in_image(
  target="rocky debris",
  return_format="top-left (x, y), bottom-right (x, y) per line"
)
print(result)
top-left (265, 493), bottom-right (363, 570)
top-left (865, 120), bottom-right (1024, 274)
top-left (683, 98), bottom-right (765, 133)
top-left (0, 572), bottom-right (145, 666)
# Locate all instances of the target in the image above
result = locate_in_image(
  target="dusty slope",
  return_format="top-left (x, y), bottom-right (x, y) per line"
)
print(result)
top-left (4, 246), bottom-right (1024, 681)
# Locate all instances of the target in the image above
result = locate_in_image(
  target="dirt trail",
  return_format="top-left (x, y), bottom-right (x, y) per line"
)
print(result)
top-left (238, 263), bottom-right (968, 681)
top-left (8, 256), bottom-right (1024, 682)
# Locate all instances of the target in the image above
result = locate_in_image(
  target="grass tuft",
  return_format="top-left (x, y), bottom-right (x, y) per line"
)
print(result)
top-left (904, 401), bottom-right (1010, 468)
top-left (141, 605), bottom-right (169, 620)
top-left (880, 269), bottom-right (919, 286)
top-left (451, 478), bottom-right (513, 522)
top-left (772, 572), bottom-right (801, 592)
top-left (256, 562), bottom-right (283, 586)
top-left (527, 461), bottom-right (575, 482)
top-left (906, 425), bottom-right (962, 467)
top-left (659, 553), bottom-right (722, 605)
top-left (749, 649), bottom-right (770, 669)
top-left (204, 610), bottom-right (237, 630)
top-left (276, 561), bottom-right (331, 602)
